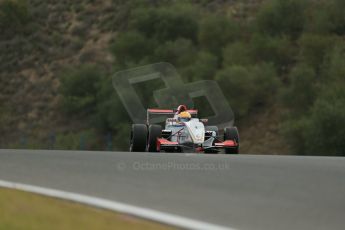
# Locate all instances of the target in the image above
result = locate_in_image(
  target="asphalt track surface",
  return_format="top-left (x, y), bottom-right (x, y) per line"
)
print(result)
top-left (0, 149), bottom-right (344, 230)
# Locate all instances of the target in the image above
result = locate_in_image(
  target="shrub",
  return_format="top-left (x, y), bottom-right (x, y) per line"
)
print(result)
top-left (281, 55), bottom-right (345, 155)
top-left (0, 0), bottom-right (30, 37)
top-left (298, 34), bottom-right (339, 72)
top-left (215, 65), bottom-right (253, 117)
top-left (280, 64), bottom-right (317, 115)
top-left (307, 0), bottom-right (345, 35)
top-left (59, 65), bottom-right (102, 115)
top-left (180, 51), bottom-right (218, 82)
top-left (215, 63), bottom-right (278, 117)
top-left (0, 105), bottom-right (13, 134)
top-left (327, 0), bottom-right (345, 35)
top-left (93, 74), bottom-right (132, 149)
top-left (152, 38), bottom-right (196, 67)
top-left (250, 34), bottom-right (297, 72)
top-left (71, 23), bottom-right (88, 37)
top-left (129, 4), bottom-right (199, 42)
top-left (198, 14), bottom-right (239, 57)
top-left (250, 63), bottom-right (280, 105)
top-left (111, 31), bottom-right (155, 66)
top-left (223, 41), bottom-right (252, 66)
top-left (321, 43), bottom-right (345, 84)
top-left (55, 130), bottom-right (99, 150)
top-left (256, 0), bottom-right (305, 39)
top-left (305, 86), bottom-right (345, 155)
top-left (112, 123), bottom-right (130, 150)
top-left (280, 117), bottom-right (309, 154)
top-left (93, 76), bottom-right (131, 132)
top-left (305, 1), bottom-right (333, 34)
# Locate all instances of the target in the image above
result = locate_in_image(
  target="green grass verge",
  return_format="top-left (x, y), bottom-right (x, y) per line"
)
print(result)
top-left (0, 188), bottom-right (174, 230)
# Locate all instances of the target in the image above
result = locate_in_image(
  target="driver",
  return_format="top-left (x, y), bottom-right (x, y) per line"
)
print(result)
top-left (173, 105), bottom-right (191, 122)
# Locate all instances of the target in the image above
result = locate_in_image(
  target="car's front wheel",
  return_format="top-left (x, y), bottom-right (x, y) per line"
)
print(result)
top-left (130, 124), bottom-right (147, 152)
top-left (224, 127), bottom-right (239, 154)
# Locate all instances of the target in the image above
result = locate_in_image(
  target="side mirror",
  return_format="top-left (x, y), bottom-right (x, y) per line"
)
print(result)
top-left (200, 119), bottom-right (208, 124)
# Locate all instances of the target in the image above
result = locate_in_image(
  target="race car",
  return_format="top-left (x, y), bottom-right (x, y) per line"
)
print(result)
top-left (129, 105), bottom-right (239, 154)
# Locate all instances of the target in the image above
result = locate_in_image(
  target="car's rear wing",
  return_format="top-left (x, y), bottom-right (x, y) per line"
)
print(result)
top-left (146, 109), bottom-right (198, 125)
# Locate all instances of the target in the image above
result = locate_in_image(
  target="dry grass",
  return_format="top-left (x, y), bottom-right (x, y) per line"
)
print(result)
top-left (0, 188), bottom-right (175, 230)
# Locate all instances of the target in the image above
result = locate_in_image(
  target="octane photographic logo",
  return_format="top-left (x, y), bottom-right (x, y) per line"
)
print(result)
top-left (112, 62), bottom-right (234, 129)
top-left (116, 161), bottom-right (231, 171)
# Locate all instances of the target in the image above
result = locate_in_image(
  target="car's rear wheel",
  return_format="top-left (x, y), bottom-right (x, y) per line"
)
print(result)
top-left (224, 127), bottom-right (239, 154)
top-left (130, 124), bottom-right (147, 152)
top-left (147, 125), bottom-right (162, 152)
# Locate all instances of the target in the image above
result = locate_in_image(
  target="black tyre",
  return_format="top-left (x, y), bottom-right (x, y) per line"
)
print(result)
top-left (224, 127), bottom-right (240, 154)
top-left (130, 124), bottom-right (147, 152)
top-left (147, 124), bottom-right (162, 152)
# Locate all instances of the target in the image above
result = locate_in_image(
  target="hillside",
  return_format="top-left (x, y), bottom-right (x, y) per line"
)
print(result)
top-left (0, 0), bottom-right (115, 146)
top-left (1, 0), bottom-right (344, 155)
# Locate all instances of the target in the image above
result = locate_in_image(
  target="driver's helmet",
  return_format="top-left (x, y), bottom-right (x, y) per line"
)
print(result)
top-left (178, 111), bottom-right (191, 122)
top-left (176, 105), bottom-right (187, 114)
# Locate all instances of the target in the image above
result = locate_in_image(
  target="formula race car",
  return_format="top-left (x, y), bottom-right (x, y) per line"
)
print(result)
top-left (129, 105), bottom-right (239, 154)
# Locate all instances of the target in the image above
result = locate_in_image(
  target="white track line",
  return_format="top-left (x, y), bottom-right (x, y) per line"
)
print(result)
top-left (0, 180), bottom-right (236, 230)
